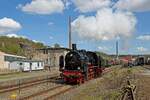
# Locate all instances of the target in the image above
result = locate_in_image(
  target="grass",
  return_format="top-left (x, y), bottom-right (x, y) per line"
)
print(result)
top-left (66, 66), bottom-right (144, 100)
top-left (0, 70), bottom-right (48, 80)
top-left (0, 72), bottom-right (28, 79)
top-left (134, 65), bottom-right (150, 99)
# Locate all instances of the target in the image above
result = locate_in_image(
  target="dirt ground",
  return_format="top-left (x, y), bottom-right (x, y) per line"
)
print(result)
top-left (56, 66), bottom-right (147, 100)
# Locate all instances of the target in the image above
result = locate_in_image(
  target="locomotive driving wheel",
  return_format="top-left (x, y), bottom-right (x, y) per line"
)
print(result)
top-left (82, 76), bottom-right (85, 83)
top-left (79, 76), bottom-right (85, 84)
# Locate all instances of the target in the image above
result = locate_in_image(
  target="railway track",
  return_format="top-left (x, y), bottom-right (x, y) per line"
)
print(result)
top-left (20, 85), bottom-right (64, 100)
top-left (143, 65), bottom-right (150, 70)
top-left (43, 68), bottom-right (112, 100)
top-left (0, 68), bottom-right (113, 100)
top-left (0, 74), bottom-right (59, 94)
top-left (121, 80), bottom-right (136, 100)
top-left (20, 84), bottom-right (75, 100)
top-left (0, 73), bottom-right (75, 100)
top-left (44, 85), bottom-right (75, 100)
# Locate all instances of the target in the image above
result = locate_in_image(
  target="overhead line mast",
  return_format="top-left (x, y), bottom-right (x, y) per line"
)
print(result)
top-left (116, 40), bottom-right (119, 59)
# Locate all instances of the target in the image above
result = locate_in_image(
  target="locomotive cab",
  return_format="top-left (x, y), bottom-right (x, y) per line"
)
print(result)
top-left (59, 55), bottom-right (64, 71)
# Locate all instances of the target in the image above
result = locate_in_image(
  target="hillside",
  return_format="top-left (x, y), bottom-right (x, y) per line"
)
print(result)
top-left (96, 51), bottom-right (112, 60)
top-left (0, 36), bottom-right (45, 56)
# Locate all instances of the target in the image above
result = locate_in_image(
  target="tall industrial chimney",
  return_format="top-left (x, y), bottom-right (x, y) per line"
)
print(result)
top-left (68, 16), bottom-right (72, 49)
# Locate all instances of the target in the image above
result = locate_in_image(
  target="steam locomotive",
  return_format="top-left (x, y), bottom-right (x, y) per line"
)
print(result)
top-left (59, 44), bottom-right (106, 84)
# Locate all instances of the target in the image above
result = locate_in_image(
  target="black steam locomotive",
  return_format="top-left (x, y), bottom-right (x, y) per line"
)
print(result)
top-left (59, 44), bottom-right (105, 84)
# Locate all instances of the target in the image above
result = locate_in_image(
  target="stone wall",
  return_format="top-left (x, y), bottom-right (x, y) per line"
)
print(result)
top-left (33, 48), bottom-right (69, 69)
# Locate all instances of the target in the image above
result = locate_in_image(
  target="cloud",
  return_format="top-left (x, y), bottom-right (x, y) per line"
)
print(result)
top-left (115, 0), bottom-right (150, 12)
top-left (49, 36), bottom-right (53, 39)
top-left (63, 0), bottom-right (71, 9)
top-left (137, 35), bottom-right (150, 41)
top-left (98, 46), bottom-right (109, 51)
top-left (18, 0), bottom-right (65, 15)
top-left (32, 39), bottom-right (40, 43)
top-left (6, 34), bottom-right (26, 38)
top-left (137, 47), bottom-right (148, 52)
top-left (0, 17), bottom-right (22, 34)
top-left (73, 0), bottom-right (112, 13)
top-left (48, 22), bottom-right (54, 26)
top-left (77, 40), bottom-right (85, 44)
top-left (4, 34), bottom-right (44, 44)
top-left (72, 8), bottom-right (137, 41)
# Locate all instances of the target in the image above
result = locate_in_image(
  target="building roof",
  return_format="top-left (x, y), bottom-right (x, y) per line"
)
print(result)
top-left (12, 59), bottom-right (44, 62)
top-left (0, 51), bottom-right (26, 58)
top-left (4, 53), bottom-right (26, 58)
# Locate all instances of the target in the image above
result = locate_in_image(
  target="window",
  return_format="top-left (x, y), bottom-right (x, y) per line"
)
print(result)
top-left (4, 56), bottom-right (25, 62)
top-left (20, 63), bottom-right (23, 65)
top-left (43, 50), bottom-right (48, 54)
top-left (30, 63), bottom-right (32, 67)
top-left (37, 62), bottom-right (39, 67)
top-left (46, 59), bottom-right (48, 64)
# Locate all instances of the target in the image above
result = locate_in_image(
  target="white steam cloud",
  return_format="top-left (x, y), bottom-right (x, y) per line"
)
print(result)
top-left (72, 8), bottom-right (137, 41)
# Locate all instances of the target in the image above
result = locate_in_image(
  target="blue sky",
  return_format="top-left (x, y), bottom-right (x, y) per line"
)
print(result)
top-left (0, 0), bottom-right (150, 54)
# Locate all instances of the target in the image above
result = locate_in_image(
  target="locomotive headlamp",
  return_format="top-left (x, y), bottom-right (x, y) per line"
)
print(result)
top-left (77, 67), bottom-right (80, 70)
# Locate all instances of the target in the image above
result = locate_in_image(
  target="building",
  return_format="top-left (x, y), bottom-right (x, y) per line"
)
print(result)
top-left (9, 60), bottom-right (44, 71)
top-left (0, 51), bottom-right (26, 69)
top-left (0, 51), bottom-right (44, 71)
top-left (33, 47), bottom-right (70, 69)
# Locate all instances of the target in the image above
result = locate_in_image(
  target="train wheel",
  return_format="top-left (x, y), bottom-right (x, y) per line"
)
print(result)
top-left (79, 78), bottom-right (82, 85)
top-left (82, 77), bottom-right (85, 83)
top-left (78, 77), bottom-right (83, 85)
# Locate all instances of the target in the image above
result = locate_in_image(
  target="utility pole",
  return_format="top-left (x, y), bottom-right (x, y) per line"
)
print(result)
top-left (68, 16), bottom-right (72, 49)
top-left (116, 40), bottom-right (119, 59)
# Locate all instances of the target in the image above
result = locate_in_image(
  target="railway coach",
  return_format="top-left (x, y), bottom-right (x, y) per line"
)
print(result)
top-left (134, 56), bottom-right (145, 66)
top-left (59, 44), bottom-right (106, 84)
top-left (145, 57), bottom-right (150, 65)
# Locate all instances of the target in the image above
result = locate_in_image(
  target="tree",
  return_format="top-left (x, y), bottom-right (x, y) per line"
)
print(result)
top-left (54, 43), bottom-right (60, 48)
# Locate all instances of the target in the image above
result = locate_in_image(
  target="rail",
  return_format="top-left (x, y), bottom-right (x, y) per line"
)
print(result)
top-left (44, 86), bottom-right (76, 100)
top-left (21, 85), bottom-right (64, 100)
top-left (121, 80), bottom-right (136, 100)
top-left (0, 74), bottom-right (59, 94)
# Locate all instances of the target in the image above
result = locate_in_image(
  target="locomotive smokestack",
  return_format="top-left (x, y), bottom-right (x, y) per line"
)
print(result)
top-left (68, 16), bottom-right (72, 49)
top-left (72, 44), bottom-right (77, 50)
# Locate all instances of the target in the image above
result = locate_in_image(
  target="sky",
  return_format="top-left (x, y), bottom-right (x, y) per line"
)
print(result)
top-left (0, 0), bottom-right (150, 55)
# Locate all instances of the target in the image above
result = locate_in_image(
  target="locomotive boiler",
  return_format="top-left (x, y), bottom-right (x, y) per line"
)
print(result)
top-left (59, 44), bottom-right (104, 84)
